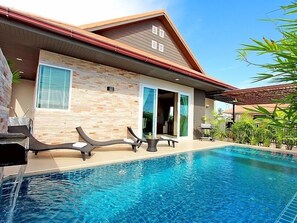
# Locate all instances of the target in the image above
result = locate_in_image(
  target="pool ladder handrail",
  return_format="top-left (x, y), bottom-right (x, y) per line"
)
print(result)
top-left (275, 191), bottom-right (297, 223)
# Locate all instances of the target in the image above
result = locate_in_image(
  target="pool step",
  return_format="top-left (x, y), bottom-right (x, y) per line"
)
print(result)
top-left (275, 191), bottom-right (297, 223)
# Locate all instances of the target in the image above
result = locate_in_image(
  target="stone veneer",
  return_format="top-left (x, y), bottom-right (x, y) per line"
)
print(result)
top-left (34, 50), bottom-right (140, 143)
top-left (0, 49), bottom-right (12, 133)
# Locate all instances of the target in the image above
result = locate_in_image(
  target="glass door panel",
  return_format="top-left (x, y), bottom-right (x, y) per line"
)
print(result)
top-left (179, 94), bottom-right (189, 136)
top-left (142, 87), bottom-right (156, 138)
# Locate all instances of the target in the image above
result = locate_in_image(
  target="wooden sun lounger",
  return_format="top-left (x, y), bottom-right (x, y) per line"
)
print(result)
top-left (8, 125), bottom-right (95, 161)
top-left (76, 126), bottom-right (139, 152)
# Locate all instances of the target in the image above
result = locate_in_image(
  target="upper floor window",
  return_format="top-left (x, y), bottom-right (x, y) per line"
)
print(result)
top-left (36, 64), bottom-right (71, 110)
top-left (152, 25), bottom-right (158, 35)
top-left (151, 40), bottom-right (158, 49)
top-left (159, 29), bottom-right (165, 38)
top-left (158, 43), bottom-right (164, 52)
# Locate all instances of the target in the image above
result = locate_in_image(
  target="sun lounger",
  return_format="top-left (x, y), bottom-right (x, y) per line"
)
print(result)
top-left (127, 127), bottom-right (178, 148)
top-left (8, 125), bottom-right (95, 161)
top-left (76, 127), bottom-right (138, 152)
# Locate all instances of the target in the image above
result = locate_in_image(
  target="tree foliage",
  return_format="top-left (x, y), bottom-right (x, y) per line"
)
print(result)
top-left (238, 3), bottom-right (297, 84)
top-left (7, 59), bottom-right (21, 84)
top-left (238, 2), bottom-right (297, 146)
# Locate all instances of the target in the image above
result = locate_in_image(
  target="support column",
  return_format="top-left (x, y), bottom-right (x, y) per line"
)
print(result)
top-left (232, 103), bottom-right (235, 122)
top-left (193, 89), bottom-right (205, 139)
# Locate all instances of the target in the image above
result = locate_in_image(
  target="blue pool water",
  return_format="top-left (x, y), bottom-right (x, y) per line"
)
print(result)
top-left (1, 146), bottom-right (297, 223)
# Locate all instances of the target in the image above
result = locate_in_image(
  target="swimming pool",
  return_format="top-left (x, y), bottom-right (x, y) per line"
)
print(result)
top-left (1, 146), bottom-right (297, 222)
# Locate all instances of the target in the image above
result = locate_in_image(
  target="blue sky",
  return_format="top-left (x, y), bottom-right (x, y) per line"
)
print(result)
top-left (1, 0), bottom-right (293, 109)
top-left (166, 0), bottom-right (292, 89)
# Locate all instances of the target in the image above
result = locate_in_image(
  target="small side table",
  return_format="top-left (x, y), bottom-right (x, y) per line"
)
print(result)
top-left (146, 138), bottom-right (159, 152)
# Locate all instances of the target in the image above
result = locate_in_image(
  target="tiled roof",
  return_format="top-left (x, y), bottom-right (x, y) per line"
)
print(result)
top-left (224, 104), bottom-right (288, 114)
top-left (207, 83), bottom-right (297, 105)
top-left (79, 10), bottom-right (166, 30)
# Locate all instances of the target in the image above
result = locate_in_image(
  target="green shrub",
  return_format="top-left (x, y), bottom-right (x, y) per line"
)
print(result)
top-left (230, 113), bottom-right (255, 144)
top-left (284, 137), bottom-right (297, 150)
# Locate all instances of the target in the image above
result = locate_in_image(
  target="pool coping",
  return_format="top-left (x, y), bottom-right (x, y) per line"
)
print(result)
top-left (3, 144), bottom-right (226, 180)
top-left (2, 140), bottom-right (297, 181)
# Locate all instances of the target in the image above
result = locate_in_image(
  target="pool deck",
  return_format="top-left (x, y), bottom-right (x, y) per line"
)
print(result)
top-left (3, 140), bottom-right (297, 178)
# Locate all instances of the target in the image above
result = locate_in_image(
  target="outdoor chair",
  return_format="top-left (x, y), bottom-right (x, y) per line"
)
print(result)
top-left (76, 127), bottom-right (139, 152)
top-left (200, 123), bottom-right (214, 141)
top-left (8, 125), bottom-right (95, 161)
top-left (127, 127), bottom-right (178, 148)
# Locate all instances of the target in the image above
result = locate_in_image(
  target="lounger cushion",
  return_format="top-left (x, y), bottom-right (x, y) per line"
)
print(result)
top-left (72, 142), bottom-right (87, 148)
top-left (124, 138), bottom-right (134, 143)
top-left (160, 136), bottom-right (176, 141)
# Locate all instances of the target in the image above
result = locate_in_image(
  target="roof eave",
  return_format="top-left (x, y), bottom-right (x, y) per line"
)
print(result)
top-left (81, 10), bottom-right (166, 31)
top-left (0, 6), bottom-right (236, 91)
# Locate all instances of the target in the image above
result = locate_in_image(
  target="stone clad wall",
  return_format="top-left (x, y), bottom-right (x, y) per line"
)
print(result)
top-left (34, 50), bottom-right (140, 143)
top-left (0, 49), bottom-right (12, 133)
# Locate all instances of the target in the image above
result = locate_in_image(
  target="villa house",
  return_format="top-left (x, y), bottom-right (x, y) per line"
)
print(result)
top-left (0, 6), bottom-right (236, 143)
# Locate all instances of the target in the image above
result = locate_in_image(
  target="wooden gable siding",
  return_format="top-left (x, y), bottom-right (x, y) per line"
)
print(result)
top-left (95, 18), bottom-right (193, 69)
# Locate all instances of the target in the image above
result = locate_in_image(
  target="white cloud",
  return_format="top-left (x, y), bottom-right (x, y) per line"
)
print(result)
top-left (0, 0), bottom-right (170, 25)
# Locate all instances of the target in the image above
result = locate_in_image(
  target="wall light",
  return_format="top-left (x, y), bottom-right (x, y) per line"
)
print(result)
top-left (206, 104), bottom-right (209, 108)
top-left (107, 86), bottom-right (115, 92)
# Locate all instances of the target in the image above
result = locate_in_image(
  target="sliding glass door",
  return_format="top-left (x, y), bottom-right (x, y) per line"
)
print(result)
top-left (179, 94), bottom-right (189, 137)
top-left (141, 86), bottom-right (190, 138)
top-left (142, 87), bottom-right (157, 137)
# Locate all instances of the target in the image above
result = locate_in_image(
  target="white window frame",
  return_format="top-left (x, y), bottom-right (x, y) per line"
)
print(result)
top-left (159, 29), bottom-right (165, 38)
top-left (151, 40), bottom-right (158, 49)
top-left (178, 92), bottom-right (190, 138)
top-left (139, 84), bottom-right (158, 137)
top-left (138, 83), bottom-right (191, 139)
top-left (158, 43), bottom-right (164, 52)
top-left (152, 25), bottom-right (158, 35)
top-left (35, 63), bottom-right (72, 111)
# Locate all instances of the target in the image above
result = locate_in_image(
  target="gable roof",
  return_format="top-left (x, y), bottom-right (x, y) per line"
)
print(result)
top-left (80, 10), bottom-right (205, 74)
top-left (0, 6), bottom-right (236, 91)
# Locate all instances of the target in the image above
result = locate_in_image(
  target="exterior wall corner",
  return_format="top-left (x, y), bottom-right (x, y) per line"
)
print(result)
top-left (0, 48), bottom-right (13, 133)
top-left (193, 89), bottom-right (205, 139)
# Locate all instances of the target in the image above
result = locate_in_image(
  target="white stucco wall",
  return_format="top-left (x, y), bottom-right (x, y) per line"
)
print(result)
top-left (205, 98), bottom-right (214, 122)
top-left (10, 79), bottom-right (35, 118)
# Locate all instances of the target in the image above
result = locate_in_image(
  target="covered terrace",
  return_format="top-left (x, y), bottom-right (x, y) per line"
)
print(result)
top-left (206, 83), bottom-right (297, 121)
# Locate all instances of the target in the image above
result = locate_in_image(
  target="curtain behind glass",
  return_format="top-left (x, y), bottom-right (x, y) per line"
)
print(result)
top-left (142, 87), bottom-right (156, 137)
top-left (180, 94), bottom-right (188, 136)
top-left (36, 65), bottom-right (70, 110)
top-left (37, 66), bottom-right (50, 108)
